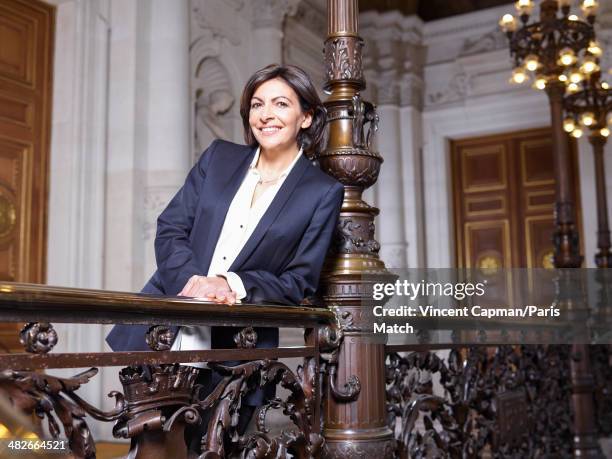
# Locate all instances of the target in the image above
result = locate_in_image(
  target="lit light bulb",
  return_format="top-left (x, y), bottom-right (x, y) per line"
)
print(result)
top-left (602, 81), bottom-right (610, 89)
top-left (559, 48), bottom-right (577, 66)
top-left (582, 0), bottom-right (599, 16)
top-left (563, 117), bottom-right (576, 133)
top-left (559, 73), bottom-right (569, 83)
top-left (569, 14), bottom-right (580, 20)
top-left (569, 71), bottom-right (584, 84)
top-left (511, 67), bottom-right (529, 84)
top-left (581, 112), bottom-right (595, 126)
top-left (515, 0), bottom-right (534, 14)
top-left (499, 14), bottom-right (517, 32)
top-left (588, 41), bottom-right (602, 56)
top-left (601, 127), bottom-right (610, 137)
top-left (533, 77), bottom-right (547, 90)
top-left (571, 128), bottom-right (584, 138)
top-left (580, 55), bottom-right (599, 74)
top-left (525, 54), bottom-right (539, 71)
top-left (567, 82), bottom-right (580, 93)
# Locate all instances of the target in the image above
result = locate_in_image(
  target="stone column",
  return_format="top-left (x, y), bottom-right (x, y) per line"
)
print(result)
top-left (48, 0), bottom-right (113, 441)
top-left (142, 0), bottom-right (191, 279)
top-left (361, 12), bottom-right (425, 269)
top-left (250, 0), bottom-right (300, 68)
top-left (373, 83), bottom-right (407, 269)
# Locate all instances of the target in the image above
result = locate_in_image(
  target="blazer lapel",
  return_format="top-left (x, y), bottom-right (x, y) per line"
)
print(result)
top-left (229, 154), bottom-right (310, 271)
top-left (200, 147), bottom-right (256, 271)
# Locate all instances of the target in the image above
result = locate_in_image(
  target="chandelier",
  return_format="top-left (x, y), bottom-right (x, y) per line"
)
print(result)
top-left (499, 0), bottom-right (598, 92)
top-left (564, 75), bottom-right (611, 138)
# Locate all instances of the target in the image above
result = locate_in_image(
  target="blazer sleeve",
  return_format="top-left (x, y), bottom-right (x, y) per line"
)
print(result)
top-left (154, 140), bottom-right (217, 295)
top-left (234, 181), bottom-right (344, 304)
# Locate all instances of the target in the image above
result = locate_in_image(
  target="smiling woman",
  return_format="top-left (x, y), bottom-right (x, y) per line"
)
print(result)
top-left (105, 64), bottom-right (343, 451)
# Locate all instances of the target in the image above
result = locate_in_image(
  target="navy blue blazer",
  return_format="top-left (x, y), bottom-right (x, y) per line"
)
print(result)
top-left (106, 139), bottom-right (343, 354)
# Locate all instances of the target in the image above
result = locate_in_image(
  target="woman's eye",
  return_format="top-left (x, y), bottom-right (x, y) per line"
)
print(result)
top-left (277, 101), bottom-right (288, 108)
top-left (250, 102), bottom-right (262, 109)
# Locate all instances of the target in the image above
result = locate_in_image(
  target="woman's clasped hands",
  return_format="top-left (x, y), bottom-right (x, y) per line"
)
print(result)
top-left (178, 275), bottom-right (238, 305)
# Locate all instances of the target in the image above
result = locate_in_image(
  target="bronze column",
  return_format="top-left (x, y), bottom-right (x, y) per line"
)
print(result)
top-left (589, 134), bottom-right (612, 268)
top-left (546, 81), bottom-right (582, 268)
top-left (540, 5), bottom-right (601, 457)
top-left (548, 81), bottom-right (603, 459)
top-left (547, 67), bottom-right (603, 459)
top-left (317, 0), bottom-right (395, 457)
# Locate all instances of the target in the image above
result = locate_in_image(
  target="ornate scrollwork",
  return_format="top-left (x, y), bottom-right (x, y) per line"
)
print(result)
top-left (319, 310), bottom-right (361, 403)
top-left (324, 439), bottom-right (397, 458)
top-left (234, 326), bottom-right (258, 349)
top-left (156, 359), bottom-right (323, 458)
top-left (386, 345), bottom-right (572, 458)
top-left (0, 368), bottom-right (126, 458)
top-left (328, 369), bottom-right (361, 403)
top-left (351, 95), bottom-right (378, 150)
top-left (334, 217), bottom-right (381, 255)
top-left (145, 325), bottom-right (175, 351)
top-left (324, 36), bottom-right (364, 87)
top-left (317, 151), bottom-right (382, 188)
top-left (19, 322), bottom-right (58, 354)
top-left (110, 359), bottom-right (323, 457)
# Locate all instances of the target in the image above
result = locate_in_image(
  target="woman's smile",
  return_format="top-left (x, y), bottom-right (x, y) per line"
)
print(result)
top-left (259, 126), bottom-right (282, 135)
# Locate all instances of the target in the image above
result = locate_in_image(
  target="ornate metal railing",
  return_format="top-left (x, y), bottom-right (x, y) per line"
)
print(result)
top-left (0, 282), bottom-right (610, 458)
top-left (0, 281), bottom-right (351, 459)
top-left (385, 343), bottom-right (612, 459)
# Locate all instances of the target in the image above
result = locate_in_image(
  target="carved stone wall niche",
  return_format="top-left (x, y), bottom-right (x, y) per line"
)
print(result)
top-left (360, 12), bottom-right (425, 108)
top-left (193, 57), bottom-right (235, 160)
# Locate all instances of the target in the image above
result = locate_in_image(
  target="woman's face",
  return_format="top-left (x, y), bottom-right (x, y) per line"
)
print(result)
top-left (249, 78), bottom-right (312, 154)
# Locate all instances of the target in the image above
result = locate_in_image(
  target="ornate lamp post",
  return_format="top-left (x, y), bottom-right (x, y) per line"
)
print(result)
top-left (564, 73), bottom-right (612, 267)
top-left (500, 0), bottom-right (598, 268)
top-left (316, 0), bottom-right (396, 456)
top-left (501, 2), bottom-right (605, 457)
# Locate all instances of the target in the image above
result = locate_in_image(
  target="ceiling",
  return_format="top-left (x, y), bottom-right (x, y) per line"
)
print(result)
top-left (359, 0), bottom-right (514, 22)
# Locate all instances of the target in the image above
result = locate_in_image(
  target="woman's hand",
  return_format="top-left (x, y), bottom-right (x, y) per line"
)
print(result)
top-left (179, 276), bottom-right (237, 305)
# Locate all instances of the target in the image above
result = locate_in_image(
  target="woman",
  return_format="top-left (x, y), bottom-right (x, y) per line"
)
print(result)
top-left (106, 64), bottom-right (344, 435)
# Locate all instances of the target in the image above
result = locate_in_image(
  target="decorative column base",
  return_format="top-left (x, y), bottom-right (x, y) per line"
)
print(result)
top-left (571, 344), bottom-right (606, 459)
top-left (324, 429), bottom-right (396, 458)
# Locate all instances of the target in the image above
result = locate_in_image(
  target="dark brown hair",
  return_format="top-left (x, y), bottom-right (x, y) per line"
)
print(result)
top-left (239, 64), bottom-right (327, 156)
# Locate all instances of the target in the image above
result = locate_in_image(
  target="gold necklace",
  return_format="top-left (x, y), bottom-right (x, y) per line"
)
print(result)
top-left (257, 175), bottom-right (281, 185)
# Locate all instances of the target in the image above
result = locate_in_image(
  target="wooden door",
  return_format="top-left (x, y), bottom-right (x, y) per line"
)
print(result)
top-left (452, 127), bottom-right (581, 269)
top-left (0, 0), bottom-right (54, 349)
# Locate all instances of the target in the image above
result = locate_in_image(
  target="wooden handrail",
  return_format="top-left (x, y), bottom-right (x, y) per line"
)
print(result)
top-left (0, 282), bottom-right (335, 328)
top-left (1, 282), bottom-right (609, 345)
